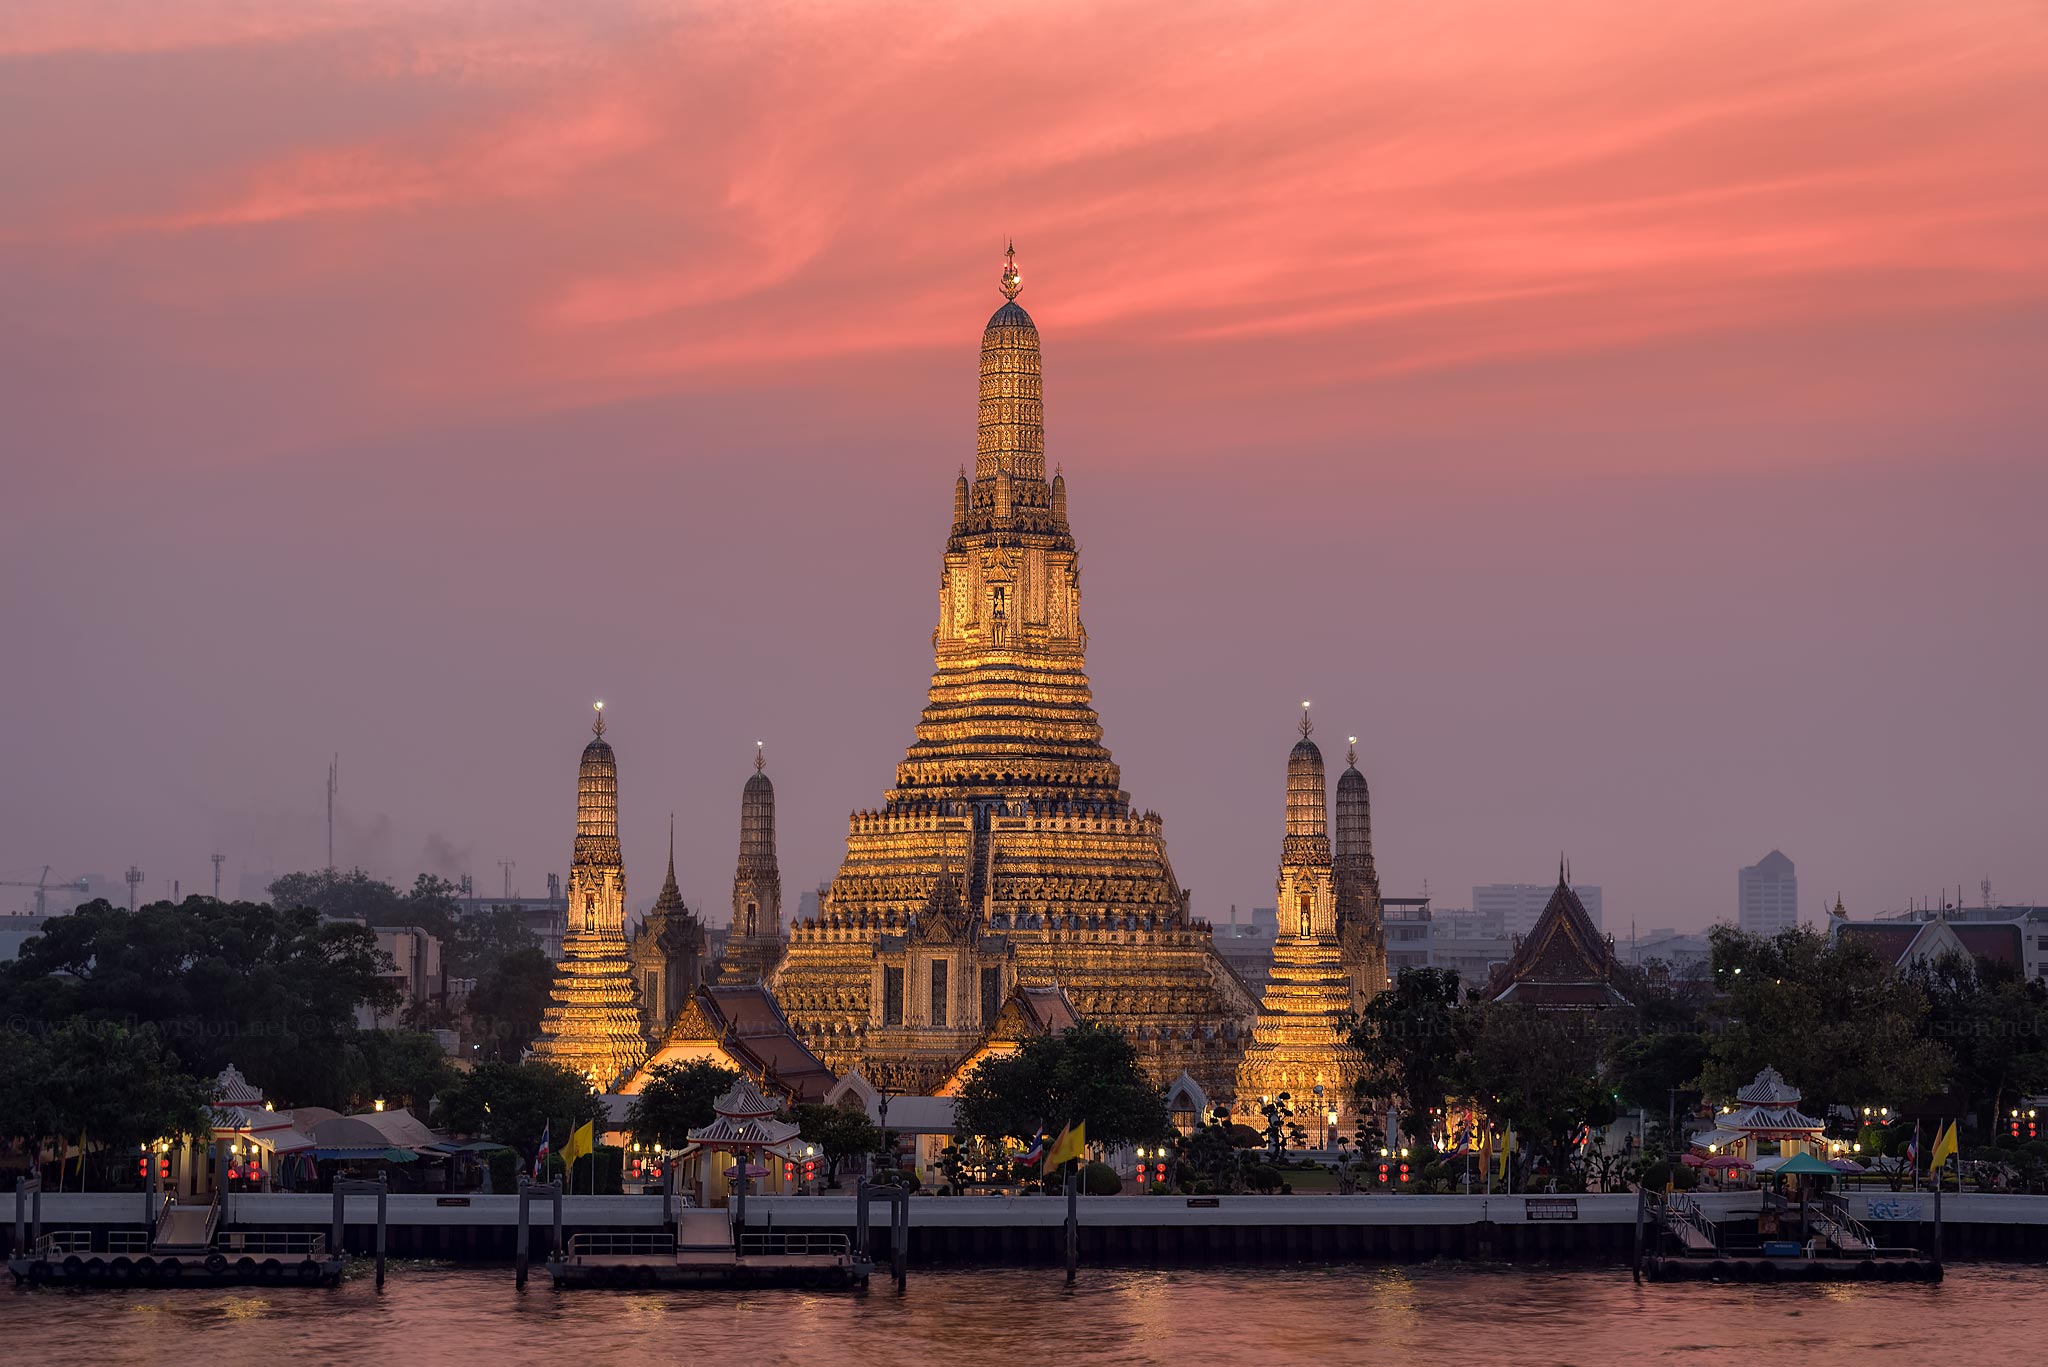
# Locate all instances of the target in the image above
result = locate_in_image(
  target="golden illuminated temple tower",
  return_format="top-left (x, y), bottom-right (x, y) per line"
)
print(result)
top-left (1334, 736), bottom-right (1388, 1011)
top-left (716, 744), bottom-right (785, 985)
top-left (771, 246), bottom-right (1257, 1097)
top-left (1234, 708), bottom-right (1368, 1115)
top-left (531, 703), bottom-right (650, 1088)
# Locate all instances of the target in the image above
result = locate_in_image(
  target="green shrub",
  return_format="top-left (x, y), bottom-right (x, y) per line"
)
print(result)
top-left (1082, 1161), bottom-right (1122, 1196)
top-left (485, 1148), bottom-right (517, 1192)
top-left (1247, 1164), bottom-right (1283, 1194)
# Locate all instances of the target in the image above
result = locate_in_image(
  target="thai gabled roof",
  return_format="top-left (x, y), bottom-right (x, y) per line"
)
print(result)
top-left (1485, 868), bottom-right (1629, 1008)
top-left (645, 984), bottom-right (835, 1103)
top-left (213, 1063), bottom-right (264, 1106)
top-left (687, 1113), bottom-right (800, 1147)
top-left (1722, 1103), bottom-right (1826, 1135)
top-left (1735, 1065), bottom-right (1803, 1106)
top-left (710, 1073), bottom-right (781, 1120)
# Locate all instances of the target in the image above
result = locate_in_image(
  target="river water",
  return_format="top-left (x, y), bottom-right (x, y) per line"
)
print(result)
top-left (6, 1263), bottom-right (2044, 1365)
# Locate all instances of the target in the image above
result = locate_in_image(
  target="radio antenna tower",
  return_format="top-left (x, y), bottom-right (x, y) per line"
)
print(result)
top-left (498, 859), bottom-right (517, 900)
top-left (326, 754), bottom-right (339, 871)
top-left (212, 853), bottom-right (226, 900)
top-left (124, 865), bottom-right (144, 911)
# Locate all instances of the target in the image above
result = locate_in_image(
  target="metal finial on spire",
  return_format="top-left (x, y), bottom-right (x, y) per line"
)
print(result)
top-left (1347, 736), bottom-right (1358, 767)
top-left (1000, 240), bottom-right (1022, 300)
top-left (592, 700), bottom-right (606, 737)
top-left (755, 740), bottom-right (766, 773)
top-left (1299, 701), bottom-right (1313, 739)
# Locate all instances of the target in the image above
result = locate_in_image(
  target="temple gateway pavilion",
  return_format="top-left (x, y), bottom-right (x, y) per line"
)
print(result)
top-left (770, 247), bottom-right (1260, 1099)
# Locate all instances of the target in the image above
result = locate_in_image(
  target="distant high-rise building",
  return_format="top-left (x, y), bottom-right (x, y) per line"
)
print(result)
top-left (1738, 850), bottom-right (1798, 936)
top-left (1475, 881), bottom-right (1603, 938)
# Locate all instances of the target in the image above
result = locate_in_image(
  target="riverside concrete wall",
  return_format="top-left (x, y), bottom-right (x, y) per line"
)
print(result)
top-left (10, 1189), bottom-right (2045, 1264)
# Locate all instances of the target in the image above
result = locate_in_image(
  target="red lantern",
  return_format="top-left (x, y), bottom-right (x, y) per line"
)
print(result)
top-left (783, 1161), bottom-right (796, 1182)
top-left (1399, 1163), bottom-right (1410, 1184)
top-left (1377, 1163), bottom-right (1390, 1185)
top-left (137, 1157), bottom-right (149, 1179)
top-left (803, 1160), bottom-right (817, 1181)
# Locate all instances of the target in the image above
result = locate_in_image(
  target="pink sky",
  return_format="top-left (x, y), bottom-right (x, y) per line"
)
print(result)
top-left (2, 1), bottom-right (2044, 931)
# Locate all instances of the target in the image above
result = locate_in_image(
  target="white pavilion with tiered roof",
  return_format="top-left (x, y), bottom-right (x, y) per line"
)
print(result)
top-left (1693, 1066), bottom-right (1828, 1163)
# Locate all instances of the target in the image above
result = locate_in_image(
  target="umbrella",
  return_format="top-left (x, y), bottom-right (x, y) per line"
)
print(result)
top-left (1829, 1158), bottom-right (1866, 1174)
top-left (1705, 1154), bottom-right (1753, 1170)
top-left (1679, 1153), bottom-right (1707, 1168)
top-left (1774, 1152), bottom-right (1838, 1177)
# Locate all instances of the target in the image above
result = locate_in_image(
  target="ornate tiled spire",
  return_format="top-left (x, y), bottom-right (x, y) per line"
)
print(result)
top-left (533, 702), bottom-right (648, 1089)
top-left (718, 744), bottom-right (784, 985)
top-left (975, 241), bottom-right (1046, 489)
top-left (1285, 702), bottom-right (1331, 865)
top-left (770, 252), bottom-right (1258, 1101)
top-left (1236, 708), bottom-right (1365, 1111)
top-left (1333, 731), bottom-right (1387, 1013)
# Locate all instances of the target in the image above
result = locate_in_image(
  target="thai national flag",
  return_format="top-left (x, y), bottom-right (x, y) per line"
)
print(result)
top-left (1021, 1133), bottom-right (1046, 1167)
top-left (533, 1121), bottom-right (552, 1179)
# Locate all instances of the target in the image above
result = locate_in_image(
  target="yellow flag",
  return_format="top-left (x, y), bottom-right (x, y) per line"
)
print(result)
top-left (1046, 1121), bottom-right (1087, 1169)
top-left (561, 1119), bottom-right (594, 1170)
top-left (1929, 1120), bottom-right (1957, 1170)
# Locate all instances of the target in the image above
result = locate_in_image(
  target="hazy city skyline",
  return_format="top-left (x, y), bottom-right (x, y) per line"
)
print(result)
top-left (3, 3), bottom-right (2044, 931)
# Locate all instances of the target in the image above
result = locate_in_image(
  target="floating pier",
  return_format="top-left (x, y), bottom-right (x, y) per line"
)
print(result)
top-left (8, 1176), bottom-right (381, 1289)
top-left (1634, 1186), bottom-right (1945, 1285)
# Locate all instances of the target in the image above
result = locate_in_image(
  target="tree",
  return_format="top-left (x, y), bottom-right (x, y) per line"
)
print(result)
top-left (269, 868), bottom-right (403, 921)
top-left (448, 904), bottom-right (541, 979)
top-left (790, 1099), bottom-right (882, 1187)
top-left (433, 1060), bottom-right (600, 1155)
top-left (0, 1019), bottom-right (213, 1188)
top-left (1456, 1001), bottom-right (1616, 1181)
top-left (464, 946), bottom-right (555, 1062)
top-left (6, 897), bottom-right (398, 1106)
top-left (347, 1029), bottom-right (457, 1115)
top-left (1607, 1028), bottom-right (1710, 1134)
top-left (1700, 926), bottom-right (1951, 1112)
top-left (1910, 951), bottom-right (2048, 1142)
top-left (623, 1060), bottom-right (739, 1150)
top-left (951, 1022), bottom-right (1169, 1151)
top-left (1347, 967), bottom-right (1468, 1115)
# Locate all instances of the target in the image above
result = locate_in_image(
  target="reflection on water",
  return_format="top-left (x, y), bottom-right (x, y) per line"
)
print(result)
top-left (6, 1263), bottom-right (2045, 1366)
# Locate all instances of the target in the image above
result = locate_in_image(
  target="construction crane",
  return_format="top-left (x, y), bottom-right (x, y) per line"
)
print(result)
top-left (0, 866), bottom-right (90, 916)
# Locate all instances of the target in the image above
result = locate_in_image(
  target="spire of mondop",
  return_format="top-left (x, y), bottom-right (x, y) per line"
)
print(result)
top-left (655, 813), bottom-right (682, 907)
top-left (977, 241), bottom-right (1043, 485)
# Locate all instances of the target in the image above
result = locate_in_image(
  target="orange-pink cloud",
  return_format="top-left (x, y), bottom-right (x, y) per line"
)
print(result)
top-left (5, 0), bottom-right (2045, 461)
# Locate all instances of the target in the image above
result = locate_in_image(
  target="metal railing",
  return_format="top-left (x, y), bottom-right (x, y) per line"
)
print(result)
top-left (567, 1232), bottom-right (679, 1258)
top-left (36, 1229), bottom-right (153, 1255)
top-left (215, 1230), bottom-right (328, 1256)
top-left (738, 1231), bottom-right (852, 1259)
top-left (1815, 1196), bottom-right (1876, 1254)
top-left (1662, 1193), bottom-right (1720, 1252)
